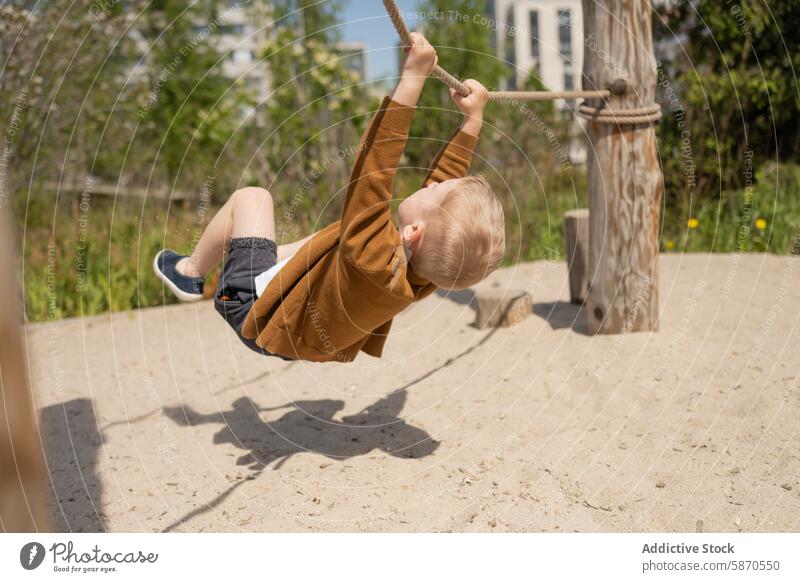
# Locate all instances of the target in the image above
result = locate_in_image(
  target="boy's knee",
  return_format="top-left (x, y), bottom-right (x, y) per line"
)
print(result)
top-left (232, 186), bottom-right (273, 209)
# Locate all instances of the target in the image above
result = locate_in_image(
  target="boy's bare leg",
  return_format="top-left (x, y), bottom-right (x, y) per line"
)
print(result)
top-left (176, 187), bottom-right (276, 278)
top-left (277, 232), bottom-right (315, 262)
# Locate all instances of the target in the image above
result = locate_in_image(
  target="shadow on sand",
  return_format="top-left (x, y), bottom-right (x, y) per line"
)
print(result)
top-left (40, 398), bottom-right (106, 532)
top-left (164, 389), bottom-right (438, 470)
top-left (161, 316), bottom-right (507, 532)
top-left (435, 287), bottom-right (477, 310)
top-left (532, 301), bottom-right (589, 334)
top-left (162, 388), bottom-right (439, 531)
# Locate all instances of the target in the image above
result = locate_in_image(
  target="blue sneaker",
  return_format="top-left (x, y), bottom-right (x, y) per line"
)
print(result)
top-left (153, 250), bottom-right (204, 302)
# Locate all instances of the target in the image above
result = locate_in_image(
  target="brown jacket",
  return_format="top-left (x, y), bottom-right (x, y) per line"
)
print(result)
top-left (241, 96), bottom-right (478, 362)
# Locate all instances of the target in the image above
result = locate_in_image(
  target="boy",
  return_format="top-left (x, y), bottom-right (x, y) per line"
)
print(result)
top-left (154, 33), bottom-right (505, 362)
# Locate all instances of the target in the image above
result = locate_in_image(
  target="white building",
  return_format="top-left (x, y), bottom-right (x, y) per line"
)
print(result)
top-left (489, 0), bottom-right (587, 163)
top-left (215, 4), bottom-right (270, 99)
top-left (215, 8), bottom-right (369, 102)
top-left (489, 0), bottom-right (584, 93)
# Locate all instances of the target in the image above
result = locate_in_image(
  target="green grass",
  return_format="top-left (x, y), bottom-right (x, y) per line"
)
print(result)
top-left (660, 163), bottom-right (800, 255)
top-left (14, 163), bottom-right (800, 322)
top-left (17, 194), bottom-right (210, 322)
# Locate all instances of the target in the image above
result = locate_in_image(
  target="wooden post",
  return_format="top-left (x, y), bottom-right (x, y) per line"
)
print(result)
top-left (563, 209), bottom-right (590, 304)
top-left (582, 0), bottom-right (663, 334)
top-left (0, 208), bottom-right (52, 531)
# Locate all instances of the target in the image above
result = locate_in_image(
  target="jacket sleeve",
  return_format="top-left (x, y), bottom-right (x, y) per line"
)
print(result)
top-left (339, 96), bottom-right (415, 270)
top-left (422, 127), bottom-right (479, 186)
top-left (360, 319), bottom-right (392, 358)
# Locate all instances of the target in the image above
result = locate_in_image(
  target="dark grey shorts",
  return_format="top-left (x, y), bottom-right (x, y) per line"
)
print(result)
top-left (214, 237), bottom-right (292, 359)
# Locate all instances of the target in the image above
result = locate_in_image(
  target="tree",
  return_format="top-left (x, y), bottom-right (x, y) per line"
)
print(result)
top-left (137, 0), bottom-right (251, 191)
top-left (260, 0), bottom-right (377, 239)
top-left (654, 0), bottom-right (800, 205)
top-left (405, 0), bottom-right (508, 167)
top-left (0, 1), bottom-right (135, 199)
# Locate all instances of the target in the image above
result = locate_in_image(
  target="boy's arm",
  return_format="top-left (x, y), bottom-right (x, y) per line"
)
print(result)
top-left (423, 79), bottom-right (489, 185)
top-left (339, 33), bottom-right (437, 267)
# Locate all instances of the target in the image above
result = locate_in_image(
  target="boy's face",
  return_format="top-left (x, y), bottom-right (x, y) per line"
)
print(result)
top-left (398, 178), bottom-right (459, 229)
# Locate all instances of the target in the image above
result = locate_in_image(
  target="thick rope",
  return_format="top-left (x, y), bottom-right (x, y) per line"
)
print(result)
top-left (492, 90), bottom-right (621, 102)
top-left (576, 103), bottom-right (662, 124)
top-left (382, 0), bottom-right (662, 124)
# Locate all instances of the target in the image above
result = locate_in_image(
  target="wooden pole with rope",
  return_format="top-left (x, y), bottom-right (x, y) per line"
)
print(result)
top-left (582, 0), bottom-right (664, 333)
top-left (381, 0), bottom-right (664, 333)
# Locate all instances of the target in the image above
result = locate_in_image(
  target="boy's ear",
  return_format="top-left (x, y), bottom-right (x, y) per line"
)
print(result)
top-left (401, 222), bottom-right (425, 256)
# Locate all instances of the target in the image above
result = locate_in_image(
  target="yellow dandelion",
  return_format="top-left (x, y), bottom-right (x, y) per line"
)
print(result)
top-left (755, 218), bottom-right (767, 230)
top-left (687, 217), bottom-right (699, 229)
top-left (665, 239), bottom-right (675, 250)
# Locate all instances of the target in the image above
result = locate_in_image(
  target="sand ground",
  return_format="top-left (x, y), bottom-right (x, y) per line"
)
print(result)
top-left (26, 253), bottom-right (800, 532)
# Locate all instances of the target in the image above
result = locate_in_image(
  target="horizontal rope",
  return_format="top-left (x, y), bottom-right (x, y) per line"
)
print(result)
top-left (491, 89), bottom-right (613, 102)
top-left (383, 0), bottom-right (610, 102)
top-left (382, 0), bottom-right (662, 124)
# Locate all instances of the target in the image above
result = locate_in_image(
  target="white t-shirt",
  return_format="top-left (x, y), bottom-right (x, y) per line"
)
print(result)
top-left (254, 252), bottom-right (295, 298)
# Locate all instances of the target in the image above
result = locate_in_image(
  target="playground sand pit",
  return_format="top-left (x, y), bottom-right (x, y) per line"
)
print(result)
top-left (26, 253), bottom-right (800, 532)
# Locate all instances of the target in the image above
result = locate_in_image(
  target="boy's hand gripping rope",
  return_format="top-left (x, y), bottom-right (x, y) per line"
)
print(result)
top-left (382, 0), bottom-right (662, 124)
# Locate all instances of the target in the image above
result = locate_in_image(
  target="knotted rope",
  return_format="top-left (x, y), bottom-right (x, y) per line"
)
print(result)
top-left (382, 0), bottom-right (662, 124)
top-left (576, 102), bottom-right (662, 125)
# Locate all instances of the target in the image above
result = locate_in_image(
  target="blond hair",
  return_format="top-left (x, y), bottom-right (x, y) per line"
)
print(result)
top-left (411, 175), bottom-right (505, 290)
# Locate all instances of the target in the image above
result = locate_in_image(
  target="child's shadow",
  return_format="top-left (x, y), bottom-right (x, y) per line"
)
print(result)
top-left (161, 389), bottom-right (437, 531)
top-left (163, 389), bottom-right (438, 471)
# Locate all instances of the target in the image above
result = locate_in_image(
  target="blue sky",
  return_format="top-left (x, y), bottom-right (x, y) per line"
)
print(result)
top-left (339, 0), bottom-right (420, 83)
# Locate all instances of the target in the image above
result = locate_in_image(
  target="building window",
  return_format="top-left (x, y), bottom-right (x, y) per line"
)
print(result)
top-left (529, 11), bottom-right (539, 59)
top-left (220, 24), bottom-right (245, 35)
top-left (563, 61), bottom-right (574, 90)
top-left (487, 0), bottom-right (497, 52)
top-left (558, 9), bottom-right (572, 57)
top-left (505, 6), bottom-right (516, 87)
